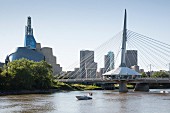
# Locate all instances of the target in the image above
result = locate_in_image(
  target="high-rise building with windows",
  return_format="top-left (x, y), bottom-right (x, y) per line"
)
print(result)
top-left (104, 51), bottom-right (114, 72)
top-left (80, 50), bottom-right (97, 78)
top-left (125, 50), bottom-right (137, 68)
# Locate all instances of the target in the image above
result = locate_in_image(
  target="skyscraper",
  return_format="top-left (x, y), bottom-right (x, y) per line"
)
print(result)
top-left (104, 51), bottom-right (114, 72)
top-left (125, 50), bottom-right (137, 68)
top-left (80, 50), bottom-right (97, 78)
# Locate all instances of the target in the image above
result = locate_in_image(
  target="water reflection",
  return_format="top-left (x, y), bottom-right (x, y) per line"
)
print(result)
top-left (0, 94), bottom-right (56, 113)
top-left (0, 90), bottom-right (170, 113)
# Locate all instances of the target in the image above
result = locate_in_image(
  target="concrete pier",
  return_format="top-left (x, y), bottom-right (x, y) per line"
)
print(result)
top-left (119, 80), bottom-right (128, 92)
top-left (134, 83), bottom-right (149, 92)
top-left (101, 83), bottom-right (115, 90)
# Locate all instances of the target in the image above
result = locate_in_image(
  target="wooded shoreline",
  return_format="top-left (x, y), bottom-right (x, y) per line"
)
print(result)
top-left (0, 89), bottom-right (60, 96)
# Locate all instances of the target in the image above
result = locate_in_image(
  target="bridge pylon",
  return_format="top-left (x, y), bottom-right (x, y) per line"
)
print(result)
top-left (102, 9), bottom-right (141, 93)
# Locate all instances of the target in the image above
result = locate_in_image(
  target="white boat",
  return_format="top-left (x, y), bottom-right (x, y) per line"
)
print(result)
top-left (76, 95), bottom-right (92, 100)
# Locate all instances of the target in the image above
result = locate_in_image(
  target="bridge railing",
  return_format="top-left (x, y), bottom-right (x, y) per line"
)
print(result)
top-left (136, 77), bottom-right (170, 80)
top-left (58, 77), bottom-right (170, 83)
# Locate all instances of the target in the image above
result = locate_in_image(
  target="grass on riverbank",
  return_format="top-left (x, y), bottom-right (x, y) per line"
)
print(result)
top-left (53, 80), bottom-right (101, 91)
top-left (71, 84), bottom-right (101, 90)
top-left (53, 81), bottom-right (75, 91)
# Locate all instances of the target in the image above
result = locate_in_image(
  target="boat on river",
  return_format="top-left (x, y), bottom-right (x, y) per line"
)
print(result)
top-left (76, 93), bottom-right (93, 100)
top-left (76, 95), bottom-right (92, 100)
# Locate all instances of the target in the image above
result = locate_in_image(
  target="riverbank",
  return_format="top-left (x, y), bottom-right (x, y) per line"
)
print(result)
top-left (0, 89), bottom-right (59, 96)
top-left (0, 83), bottom-right (102, 96)
top-left (55, 82), bottom-right (102, 91)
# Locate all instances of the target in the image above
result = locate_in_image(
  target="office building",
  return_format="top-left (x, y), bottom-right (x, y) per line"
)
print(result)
top-left (66, 68), bottom-right (80, 79)
top-left (104, 51), bottom-right (114, 72)
top-left (85, 62), bottom-right (97, 78)
top-left (125, 50), bottom-right (137, 68)
top-left (98, 68), bottom-right (105, 78)
top-left (80, 50), bottom-right (97, 78)
top-left (139, 69), bottom-right (144, 73)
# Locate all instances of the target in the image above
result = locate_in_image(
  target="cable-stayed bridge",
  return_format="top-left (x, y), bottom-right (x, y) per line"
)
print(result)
top-left (57, 9), bottom-right (170, 92)
top-left (59, 29), bottom-right (170, 79)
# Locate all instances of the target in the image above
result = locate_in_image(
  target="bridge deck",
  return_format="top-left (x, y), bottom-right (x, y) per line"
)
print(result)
top-left (58, 78), bottom-right (170, 84)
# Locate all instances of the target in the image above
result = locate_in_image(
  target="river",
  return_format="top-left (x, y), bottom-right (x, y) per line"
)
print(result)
top-left (0, 89), bottom-right (170, 113)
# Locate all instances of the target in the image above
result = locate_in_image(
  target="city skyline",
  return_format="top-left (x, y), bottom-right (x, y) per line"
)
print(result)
top-left (0, 0), bottom-right (170, 71)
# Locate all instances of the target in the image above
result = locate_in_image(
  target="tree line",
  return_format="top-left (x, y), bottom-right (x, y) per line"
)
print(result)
top-left (142, 71), bottom-right (170, 78)
top-left (0, 58), bottom-right (54, 90)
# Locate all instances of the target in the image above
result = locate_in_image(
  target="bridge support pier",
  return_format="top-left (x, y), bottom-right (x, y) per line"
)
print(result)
top-left (101, 83), bottom-right (115, 90)
top-left (119, 80), bottom-right (128, 93)
top-left (134, 83), bottom-right (149, 92)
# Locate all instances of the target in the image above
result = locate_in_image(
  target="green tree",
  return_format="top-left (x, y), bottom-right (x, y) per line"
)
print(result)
top-left (6, 59), bottom-right (34, 89)
top-left (31, 61), bottom-right (53, 89)
top-left (0, 66), bottom-right (13, 90)
top-left (151, 71), bottom-right (170, 78)
top-left (141, 72), bottom-right (147, 78)
top-left (0, 58), bottom-right (54, 90)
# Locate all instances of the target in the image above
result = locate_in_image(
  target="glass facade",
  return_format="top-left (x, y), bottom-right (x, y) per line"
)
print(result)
top-left (24, 16), bottom-right (36, 49)
top-left (24, 35), bottom-right (36, 49)
top-left (104, 51), bottom-right (114, 72)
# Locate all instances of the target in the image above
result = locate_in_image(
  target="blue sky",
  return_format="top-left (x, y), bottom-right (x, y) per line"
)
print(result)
top-left (0, 0), bottom-right (170, 71)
